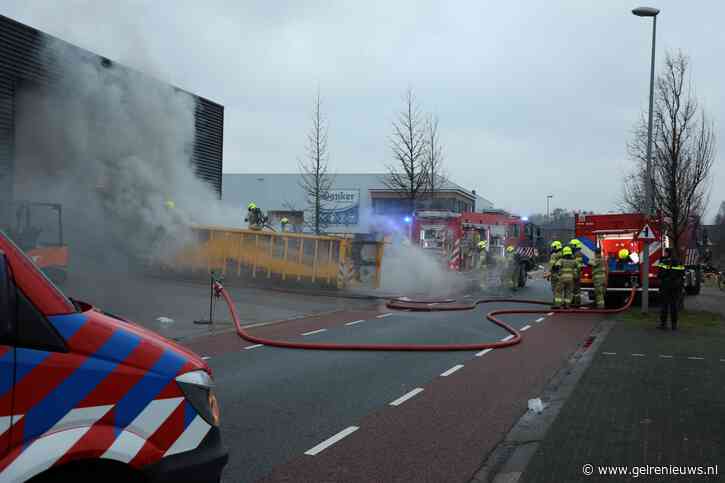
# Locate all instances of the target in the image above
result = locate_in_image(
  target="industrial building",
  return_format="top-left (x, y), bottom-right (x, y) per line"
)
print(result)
top-left (0, 13), bottom-right (224, 202)
top-left (223, 173), bottom-right (493, 235)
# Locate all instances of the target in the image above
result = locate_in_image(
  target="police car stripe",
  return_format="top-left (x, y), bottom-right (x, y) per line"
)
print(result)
top-left (48, 313), bottom-right (88, 341)
top-left (163, 415), bottom-right (211, 457)
top-left (100, 429), bottom-right (148, 464)
top-left (0, 349), bottom-right (50, 400)
top-left (45, 405), bottom-right (113, 436)
top-left (0, 415), bottom-right (22, 438)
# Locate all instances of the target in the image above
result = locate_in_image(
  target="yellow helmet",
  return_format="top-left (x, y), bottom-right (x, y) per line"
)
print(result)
top-left (164, 200), bottom-right (175, 209)
top-left (569, 239), bottom-right (582, 249)
top-left (506, 245), bottom-right (515, 253)
top-left (477, 240), bottom-right (487, 249)
top-left (562, 246), bottom-right (573, 256)
top-left (550, 240), bottom-right (562, 250)
top-left (618, 248), bottom-right (630, 260)
top-left (280, 217), bottom-right (289, 224)
top-left (247, 202), bottom-right (257, 210)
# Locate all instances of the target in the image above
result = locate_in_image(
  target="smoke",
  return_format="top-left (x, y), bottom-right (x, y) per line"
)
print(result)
top-left (12, 39), bottom-right (239, 275)
top-left (379, 242), bottom-right (468, 296)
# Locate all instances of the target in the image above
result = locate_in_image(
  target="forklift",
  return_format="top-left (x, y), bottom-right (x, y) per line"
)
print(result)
top-left (1, 201), bottom-right (68, 284)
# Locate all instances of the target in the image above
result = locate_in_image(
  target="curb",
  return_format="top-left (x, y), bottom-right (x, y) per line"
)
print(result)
top-left (470, 317), bottom-right (616, 483)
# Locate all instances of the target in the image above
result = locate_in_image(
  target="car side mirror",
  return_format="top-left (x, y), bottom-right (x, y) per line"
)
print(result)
top-left (0, 251), bottom-right (17, 342)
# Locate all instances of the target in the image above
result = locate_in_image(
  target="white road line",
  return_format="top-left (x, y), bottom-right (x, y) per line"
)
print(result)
top-left (631, 353), bottom-right (645, 357)
top-left (463, 294), bottom-right (472, 298)
top-left (720, 359), bottom-right (725, 363)
top-left (304, 426), bottom-right (359, 456)
top-left (659, 354), bottom-right (673, 359)
top-left (376, 313), bottom-right (393, 319)
top-left (687, 356), bottom-right (705, 360)
top-left (535, 317), bottom-right (545, 323)
top-left (301, 329), bottom-right (327, 336)
top-left (476, 348), bottom-right (493, 357)
top-left (345, 320), bottom-right (365, 326)
top-left (440, 364), bottom-right (464, 377)
top-left (244, 344), bottom-right (264, 350)
top-left (501, 335), bottom-right (514, 342)
top-left (547, 312), bottom-right (554, 316)
top-left (201, 356), bottom-right (211, 360)
top-left (602, 352), bottom-right (617, 355)
top-left (520, 325), bottom-right (531, 332)
top-left (389, 388), bottom-right (424, 406)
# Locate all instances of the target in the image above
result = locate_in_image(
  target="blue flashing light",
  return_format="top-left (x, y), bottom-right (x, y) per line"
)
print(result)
top-left (403, 216), bottom-right (412, 223)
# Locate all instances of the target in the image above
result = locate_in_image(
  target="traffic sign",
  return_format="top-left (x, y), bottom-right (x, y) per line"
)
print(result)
top-left (638, 224), bottom-right (655, 240)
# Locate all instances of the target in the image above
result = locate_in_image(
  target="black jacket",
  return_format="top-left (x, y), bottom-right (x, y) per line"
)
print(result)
top-left (656, 256), bottom-right (685, 291)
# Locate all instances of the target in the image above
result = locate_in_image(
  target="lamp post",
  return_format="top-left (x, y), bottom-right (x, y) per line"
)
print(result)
top-left (546, 195), bottom-right (553, 220)
top-left (632, 6), bottom-right (659, 314)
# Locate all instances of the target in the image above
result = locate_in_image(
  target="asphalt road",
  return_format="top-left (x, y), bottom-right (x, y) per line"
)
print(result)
top-left (180, 279), bottom-right (606, 483)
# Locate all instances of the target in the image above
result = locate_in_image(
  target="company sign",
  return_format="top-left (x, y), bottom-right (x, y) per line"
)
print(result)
top-left (319, 189), bottom-right (359, 225)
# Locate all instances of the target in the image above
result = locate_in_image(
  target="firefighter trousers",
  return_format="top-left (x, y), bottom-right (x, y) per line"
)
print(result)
top-left (558, 278), bottom-right (574, 307)
top-left (572, 279), bottom-right (581, 307)
top-left (593, 279), bottom-right (605, 309)
top-left (550, 276), bottom-right (561, 307)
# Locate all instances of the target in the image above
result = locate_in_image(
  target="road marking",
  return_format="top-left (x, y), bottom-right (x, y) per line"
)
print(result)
top-left (304, 426), bottom-right (359, 456)
top-left (687, 356), bottom-right (705, 360)
top-left (376, 313), bottom-right (393, 319)
top-left (535, 317), bottom-right (545, 323)
top-left (720, 359), bottom-right (725, 363)
top-left (547, 312), bottom-right (554, 316)
top-left (501, 335), bottom-right (514, 342)
top-left (244, 344), bottom-right (264, 350)
top-left (302, 329), bottom-right (327, 336)
top-left (201, 356), bottom-right (211, 360)
top-left (631, 353), bottom-right (645, 357)
top-left (463, 294), bottom-right (472, 298)
top-left (345, 320), bottom-right (365, 326)
top-left (602, 352), bottom-right (617, 355)
top-left (476, 348), bottom-right (493, 357)
top-left (441, 364), bottom-right (464, 377)
top-left (520, 325), bottom-right (531, 332)
top-left (659, 354), bottom-right (673, 359)
top-left (389, 388), bottom-right (424, 406)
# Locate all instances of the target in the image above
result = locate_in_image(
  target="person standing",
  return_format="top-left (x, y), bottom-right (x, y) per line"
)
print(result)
top-left (569, 239), bottom-right (584, 307)
top-left (499, 246), bottom-right (517, 291)
top-left (589, 247), bottom-right (607, 309)
top-left (548, 240), bottom-right (563, 308)
top-left (280, 217), bottom-right (289, 232)
top-left (553, 246), bottom-right (578, 308)
top-left (655, 248), bottom-right (685, 330)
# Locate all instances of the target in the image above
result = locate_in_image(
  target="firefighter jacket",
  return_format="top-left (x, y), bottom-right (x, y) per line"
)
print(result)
top-left (655, 257), bottom-right (685, 291)
top-left (554, 256), bottom-right (579, 282)
top-left (589, 254), bottom-right (606, 285)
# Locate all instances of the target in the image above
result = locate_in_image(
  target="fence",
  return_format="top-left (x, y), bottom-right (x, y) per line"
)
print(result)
top-left (161, 225), bottom-right (384, 289)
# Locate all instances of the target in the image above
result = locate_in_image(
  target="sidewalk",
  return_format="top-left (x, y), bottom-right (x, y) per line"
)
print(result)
top-left (520, 308), bottom-right (725, 482)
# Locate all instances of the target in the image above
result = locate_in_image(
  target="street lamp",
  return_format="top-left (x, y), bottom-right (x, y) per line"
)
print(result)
top-left (633, 6), bottom-right (659, 314)
top-left (546, 195), bottom-right (553, 220)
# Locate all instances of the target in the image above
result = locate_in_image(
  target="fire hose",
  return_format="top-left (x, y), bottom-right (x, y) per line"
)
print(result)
top-left (214, 282), bottom-right (636, 351)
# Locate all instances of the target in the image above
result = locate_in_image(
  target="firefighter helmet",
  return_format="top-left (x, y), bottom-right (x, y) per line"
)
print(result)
top-left (247, 202), bottom-right (257, 210)
top-left (618, 248), bottom-right (630, 260)
top-left (164, 200), bottom-right (175, 209)
top-left (569, 239), bottom-right (582, 249)
top-left (550, 240), bottom-right (562, 250)
top-left (280, 217), bottom-right (289, 224)
top-left (562, 246), bottom-right (573, 256)
top-left (506, 245), bottom-right (515, 253)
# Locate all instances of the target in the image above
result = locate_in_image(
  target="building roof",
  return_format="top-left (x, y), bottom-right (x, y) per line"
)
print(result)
top-left (222, 173), bottom-right (491, 210)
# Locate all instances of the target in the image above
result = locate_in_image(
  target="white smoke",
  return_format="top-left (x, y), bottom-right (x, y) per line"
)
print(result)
top-left (12, 39), bottom-right (239, 273)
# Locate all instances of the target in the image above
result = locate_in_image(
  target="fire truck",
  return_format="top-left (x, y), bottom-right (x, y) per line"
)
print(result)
top-left (412, 209), bottom-right (542, 287)
top-left (575, 212), bottom-right (704, 302)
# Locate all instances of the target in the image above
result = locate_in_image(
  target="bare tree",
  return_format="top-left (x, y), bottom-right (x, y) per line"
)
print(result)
top-left (423, 113), bottom-right (446, 208)
top-left (623, 51), bottom-right (716, 255)
top-left (384, 88), bottom-right (428, 216)
top-left (299, 90), bottom-right (334, 234)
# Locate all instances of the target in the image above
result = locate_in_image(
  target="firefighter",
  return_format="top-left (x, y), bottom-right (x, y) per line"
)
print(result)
top-left (476, 240), bottom-right (488, 269)
top-left (500, 245), bottom-right (518, 291)
top-left (245, 202), bottom-right (266, 230)
top-left (553, 245), bottom-right (578, 308)
top-left (569, 239), bottom-right (584, 307)
top-left (589, 246), bottom-right (607, 308)
top-left (655, 248), bottom-right (685, 330)
top-left (280, 217), bottom-right (289, 232)
top-left (616, 248), bottom-right (635, 270)
top-left (548, 240), bottom-right (563, 308)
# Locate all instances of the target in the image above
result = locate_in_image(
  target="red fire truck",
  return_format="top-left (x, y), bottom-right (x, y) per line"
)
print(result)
top-left (575, 212), bottom-right (704, 302)
top-left (412, 209), bottom-right (542, 286)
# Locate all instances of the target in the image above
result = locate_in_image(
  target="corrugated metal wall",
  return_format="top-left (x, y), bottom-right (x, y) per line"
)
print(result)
top-left (0, 14), bottom-right (223, 200)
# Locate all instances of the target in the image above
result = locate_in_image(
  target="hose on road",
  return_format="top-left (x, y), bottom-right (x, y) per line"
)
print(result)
top-left (216, 282), bottom-right (636, 351)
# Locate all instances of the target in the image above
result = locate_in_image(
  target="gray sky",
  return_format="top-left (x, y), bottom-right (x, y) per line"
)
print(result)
top-left (3, 1), bottom-right (723, 219)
